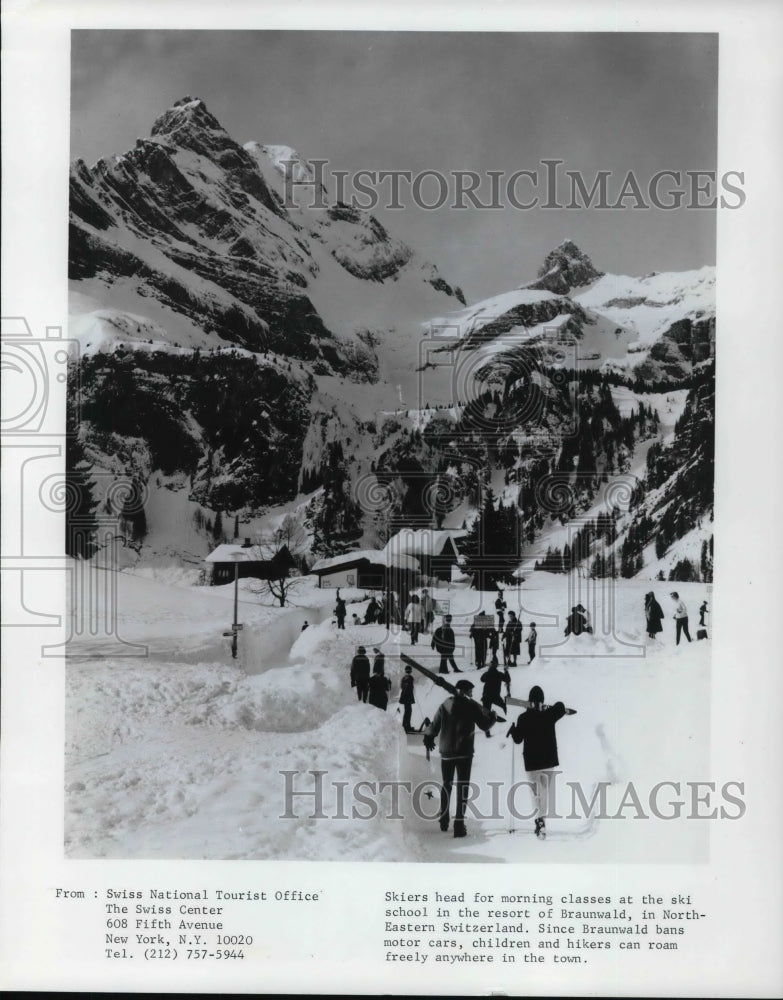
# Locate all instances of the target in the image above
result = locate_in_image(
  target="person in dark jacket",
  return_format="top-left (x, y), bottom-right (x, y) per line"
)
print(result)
top-left (469, 615), bottom-right (489, 669)
top-left (349, 646), bottom-right (371, 702)
top-left (495, 592), bottom-right (507, 630)
top-left (509, 685), bottom-right (568, 838)
top-left (480, 661), bottom-right (511, 736)
top-left (432, 614), bottom-right (460, 673)
top-left (564, 604), bottom-right (586, 637)
top-left (364, 597), bottom-right (380, 624)
top-left (504, 611), bottom-right (522, 666)
top-left (398, 664), bottom-right (415, 732)
top-left (526, 623), bottom-right (538, 664)
top-left (645, 592), bottom-right (664, 638)
top-left (335, 592), bottom-right (347, 630)
top-left (368, 660), bottom-right (392, 710)
top-left (424, 679), bottom-right (496, 837)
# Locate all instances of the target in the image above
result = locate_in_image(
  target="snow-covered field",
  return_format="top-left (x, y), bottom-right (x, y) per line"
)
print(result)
top-left (65, 569), bottom-right (711, 863)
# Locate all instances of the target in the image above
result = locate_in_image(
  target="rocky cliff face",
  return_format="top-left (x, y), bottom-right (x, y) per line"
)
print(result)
top-left (69, 97), bottom-right (463, 367)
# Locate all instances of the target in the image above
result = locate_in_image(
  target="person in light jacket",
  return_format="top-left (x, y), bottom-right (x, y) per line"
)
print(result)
top-left (404, 594), bottom-right (423, 645)
top-left (670, 592), bottom-right (692, 645)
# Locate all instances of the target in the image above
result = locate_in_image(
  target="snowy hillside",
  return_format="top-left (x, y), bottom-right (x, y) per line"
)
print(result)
top-left (421, 241), bottom-right (714, 384)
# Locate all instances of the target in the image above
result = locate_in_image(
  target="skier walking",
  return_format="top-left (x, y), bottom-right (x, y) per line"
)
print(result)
top-left (423, 679), bottom-right (497, 837)
top-left (645, 592), bottom-right (664, 638)
top-left (349, 646), bottom-right (371, 703)
top-left (526, 623), bottom-right (538, 664)
top-left (398, 664), bottom-right (416, 732)
top-left (368, 660), bottom-right (392, 711)
top-left (480, 661), bottom-right (511, 736)
top-left (432, 614), bottom-right (461, 673)
top-left (670, 592), bottom-right (692, 644)
top-left (509, 685), bottom-right (569, 839)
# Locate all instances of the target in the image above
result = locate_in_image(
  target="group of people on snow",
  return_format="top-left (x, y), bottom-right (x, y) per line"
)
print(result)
top-left (423, 678), bottom-right (568, 840)
top-left (645, 592), bottom-right (709, 644)
top-left (349, 646), bottom-right (392, 710)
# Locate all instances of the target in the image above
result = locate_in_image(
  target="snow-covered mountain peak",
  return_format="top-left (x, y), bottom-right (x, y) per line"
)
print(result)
top-left (529, 239), bottom-right (604, 295)
top-left (150, 96), bottom-right (228, 145)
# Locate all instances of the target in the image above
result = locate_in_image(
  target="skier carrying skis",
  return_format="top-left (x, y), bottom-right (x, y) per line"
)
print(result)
top-left (432, 614), bottom-right (461, 673)
top-left (423, 679), bottom-right (497, 838)
top-left (509, 685), bottom-right (568, 839)
top-left (480, 660), bottom-right (511, 736)
top-left (349, 646), bottom-right (371, 703)
top-left (398, 664), bottom-right (415, 732)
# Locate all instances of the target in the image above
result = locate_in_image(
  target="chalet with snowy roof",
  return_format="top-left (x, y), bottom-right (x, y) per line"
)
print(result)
top-left (383, 529), bottom-right (464, 583)
top-left (205, 540), bottom-right (297, 586)
top-left (310, 549), bottom-right (420, 590)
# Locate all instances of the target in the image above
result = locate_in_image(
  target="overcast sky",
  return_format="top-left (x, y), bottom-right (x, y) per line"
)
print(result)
top-left (71, 31), bottom-right (718, 302)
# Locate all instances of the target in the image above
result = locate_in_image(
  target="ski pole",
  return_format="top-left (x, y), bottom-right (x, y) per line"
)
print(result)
top-left (509, 736), bottom-right (515, 834)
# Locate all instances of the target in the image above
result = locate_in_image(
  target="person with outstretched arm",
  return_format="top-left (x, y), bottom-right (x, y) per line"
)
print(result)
top-left (424, 679), bottom-right (496, 838)
top-left (509, 685), bottom-right (568, 839)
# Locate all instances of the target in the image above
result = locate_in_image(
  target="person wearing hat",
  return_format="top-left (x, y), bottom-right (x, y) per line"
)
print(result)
top-left (526, 623), bottom-right (538, 664)
top-left (349, 646), bottom-right (371, 703)
top-left (398, 664), bottom-right (416, 732)
top-left (509, 685), bottom-right (568, 839)
top-left (423, 679), bottom-right (497, 838)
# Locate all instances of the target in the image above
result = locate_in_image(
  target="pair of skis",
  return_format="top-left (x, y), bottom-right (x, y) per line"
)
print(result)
top-left (400, 652), bottom-right (577, 715)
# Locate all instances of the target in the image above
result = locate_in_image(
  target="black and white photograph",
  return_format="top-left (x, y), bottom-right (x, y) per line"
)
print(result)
top-left (1, 2), bottom-right (781, 996)
top-left (63, 29), bottom-right (718, 863)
